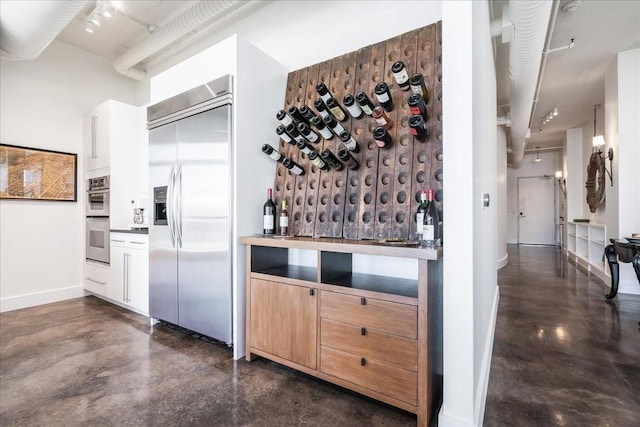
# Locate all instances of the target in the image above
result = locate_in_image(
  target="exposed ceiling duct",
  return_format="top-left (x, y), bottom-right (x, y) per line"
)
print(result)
top-left (503, 0), bottom-right (553, 169)
top-left (0, 0), bottom-right (88, 61)
top-left (113, 0), bottom-right (246, 80)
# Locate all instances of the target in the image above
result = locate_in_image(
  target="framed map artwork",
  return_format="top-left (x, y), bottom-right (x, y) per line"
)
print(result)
top-left (0, 144), bottom-right (77, 202)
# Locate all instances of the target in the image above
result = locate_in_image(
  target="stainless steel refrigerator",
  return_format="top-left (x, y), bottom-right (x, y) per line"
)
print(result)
top-left (147, 75), bottom-right (232, 345)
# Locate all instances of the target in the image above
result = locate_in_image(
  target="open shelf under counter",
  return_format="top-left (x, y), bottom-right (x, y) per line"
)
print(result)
top-left (252, 265), bottom-right (317, 283)
top-left (322, 272), bottom-right (419, 299)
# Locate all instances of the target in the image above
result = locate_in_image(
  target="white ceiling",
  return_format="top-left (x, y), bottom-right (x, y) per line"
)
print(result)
top-left (493, 0), bottom-right (640, 151)
top-left (9, 0), bottom-right (640, 154)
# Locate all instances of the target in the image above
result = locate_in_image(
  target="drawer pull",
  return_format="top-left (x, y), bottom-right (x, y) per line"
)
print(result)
top-left (360, 297), bottom-right (366, 305)
top-left (360, 357), bottom-right (366, 366)
top-left (309, 289), bottom-right (315, 296)
top-left (361, 327), bottom-right (366, 336)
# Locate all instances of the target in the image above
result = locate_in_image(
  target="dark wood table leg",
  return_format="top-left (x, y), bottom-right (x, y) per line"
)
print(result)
top-left (632, 253), bottom-right (640, 284)
top-left (605, 244), bottom-right (619, 299)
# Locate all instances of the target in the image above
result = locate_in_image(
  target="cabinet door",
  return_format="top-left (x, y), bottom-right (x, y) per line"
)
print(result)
top-left (109, 244), bottom-right (126, 303)
top-left (128, 247), bottom-right (149, 314)
top-left (88, 102), bottom-right (111, 171)
top-left (250, 278), bottom-right (317, 369)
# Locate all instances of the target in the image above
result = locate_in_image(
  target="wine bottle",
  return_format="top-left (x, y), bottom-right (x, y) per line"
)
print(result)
top-left (263, 188), bottom-right (276, 235)
top-left (308, 151), bottom-right (330, 171)
top-left (325, 97), bottom-right (347, 122)
top-left (297, 122), bottom-right (320, 143)
top-left (276, 125), bottom-right (294, 144)
top-left (320, 148), bottom-right (344, 170)
top-left (316, 81), bottom-right (334, 103)
top-left (373, 126), bottom-right (392, 148)
top-left (409, 115), bottom-right (428, 142)
top-left (314, 98), bottom-right (330, 119)
top-left (288, 106), bottom-right (308, 124)
top-left (262, 144), bottom-right (284, 163)
top-left (279, 199), bottom-right (289, 236)
top-left (408, 93), bottom-right (427, 119)
top-left (424, 188), bottom-right (440, 246)
top-left (311, 115), bottom-right (334, 140)
top-left (339, 130), bottom-right (359, 152)
top-left (391, 61), bottom-right (411, 91)
top-left (276, 110), bottom-right (294, 127)
top-left (410, 73), bottom-right (429, 100)
top-left (323, 114), bottom-right (346, 136)
top-left (374, 82), bottom-right (394, 112)
top-left (337, 148), bottom-right (359, 170)
top-left (299, 105), bottom-right (318, 123)
top-left (283, 158), bottom-right (305, 176)
top-left (355, 91), bottom-right (375, 116)
top-left (372, 106), bottom-right (392, 129)
top-left (416, 190), bottom-right (427, 243)
top-left (343, 94), bottom-right (363, 119)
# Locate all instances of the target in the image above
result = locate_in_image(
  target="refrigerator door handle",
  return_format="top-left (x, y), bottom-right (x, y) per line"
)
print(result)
top-left (167, 164), bottom-right (177, 247)
top-left (176, 162), bottom-right (183, 248)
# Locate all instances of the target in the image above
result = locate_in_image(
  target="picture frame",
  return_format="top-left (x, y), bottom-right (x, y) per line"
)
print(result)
top-left (0, 143), bottom-right (77, 202)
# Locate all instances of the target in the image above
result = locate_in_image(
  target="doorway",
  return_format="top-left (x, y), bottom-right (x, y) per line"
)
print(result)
top-left (517, 176), bottom-right (556, 245)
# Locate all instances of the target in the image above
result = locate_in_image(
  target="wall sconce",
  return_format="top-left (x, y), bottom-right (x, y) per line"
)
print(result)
top-left (592, 104), bottom-right (614, 186)
top-left (556, 170), bottom-right (566, 198)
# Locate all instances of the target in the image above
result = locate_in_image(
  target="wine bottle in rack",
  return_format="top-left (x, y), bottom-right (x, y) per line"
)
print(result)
top-left (297, 122), bottom-right (320, 143)
top-left (314, 98), bottom-right (330, 119)
top-left (424, 188), bottom-right (440, 246)
top-left (374, 82), bottom-right (394, 112)
top-left (276, 110), bottom-right (294, 127)
top-left (316, 81), bottom-right (334, 103)
top-left (283, 158), bottom-right (305, 176)
top-left (323, 115), bottom-right (346, 136)
top-left (408, 93), bottom-right (427, 119)
top-left (355, 91), bottom-right (375, 116)
top-left (263, 188), bottom-right (276, 235)
top-left (416, 190), bottom-right (427, 243)
top-left (320, 148), bottom-right (344, 170)
top-left (311, 115), bottom-right (334, 140)
top-left (338, 148), bottom-right (359, 170)
top-left (276, 125), bottom-right (294, 145)
top-left (262, 144), bottom-right (284, 163)
top-left (288, 106), bottom-right (308, 124)
top-left (339, 130), bottom-right (360, 152)
top-left (296, 139), bottom-right (318, 157)
top-left (279, 199), bottom-right (289, 236)
top-left (391, 61), bottom-right (411, 91)
top-left (325, 97), bottom-right (347, 122)
top-left (410, 73), bottom-right (429, 101)
top-left (409, 115), bottom-right (428, 142)
top-left (372, 106), bottom-right (393, 129)
top-left (308, 151), bottom-right (330, 171)
top-left (286, 123), bottom-right (307, 144)
top-left (299, 105), bottom-right (318, 123)
top-left (373, 126), bottom-right (393, 148)
top-left (343, 94), bottom-right (363, 119)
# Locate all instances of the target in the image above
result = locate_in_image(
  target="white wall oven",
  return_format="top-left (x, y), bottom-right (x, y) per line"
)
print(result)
top-left (86, 176), bottom-right (110, 216)
top-left (86, 217), bottom-right (110, 264)
top-left (86, 175), bottom-right (110, 264)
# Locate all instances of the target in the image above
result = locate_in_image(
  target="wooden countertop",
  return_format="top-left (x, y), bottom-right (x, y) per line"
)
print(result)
top-left (238, 235), bottom-right (441, 260)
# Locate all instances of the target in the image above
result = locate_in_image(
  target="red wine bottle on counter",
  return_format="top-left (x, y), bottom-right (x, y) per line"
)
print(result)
top-left (262, 144), bottom-right (284, 163)
top-left (416, 190), bottom-right (427, 242)
top-left (279, 200), bottom-right (289, 236)
top-left (424, 188), bottom-right (440, 246)
top-left (263, 188), bottom-right (276, 235)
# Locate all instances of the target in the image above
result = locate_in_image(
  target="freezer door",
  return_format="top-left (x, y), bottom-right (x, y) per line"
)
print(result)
top-left (148, 121), bottom-right (179, 325)
top-left (176, 106), bottom-right (232, 343)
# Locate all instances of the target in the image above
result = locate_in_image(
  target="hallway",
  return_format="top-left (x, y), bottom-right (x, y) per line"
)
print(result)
top-left (1, 246), bottom-right (639, 426)
top-left (484, 245), bottom-right (640, 426)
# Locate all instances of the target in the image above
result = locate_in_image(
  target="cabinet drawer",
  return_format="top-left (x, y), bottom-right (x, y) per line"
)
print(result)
top-left (320, 291), bottom-right (417, 339)
top-left (321, 345), bottom-right (417, 405)
top-left (321, 319), bottom-right (417, 371)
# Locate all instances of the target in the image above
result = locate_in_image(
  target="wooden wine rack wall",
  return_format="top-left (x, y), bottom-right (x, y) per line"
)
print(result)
top-left (272, 22), bottom-right (442, 240)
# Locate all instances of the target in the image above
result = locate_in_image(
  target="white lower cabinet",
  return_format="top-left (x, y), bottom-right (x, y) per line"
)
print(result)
top-left (109, 233), bottom-right (149, 315)
top-left (84, 261), bottom-right (110, 296)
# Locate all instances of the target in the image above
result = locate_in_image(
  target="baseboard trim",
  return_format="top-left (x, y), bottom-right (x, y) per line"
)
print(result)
top-left (474, 285), bottom-right (500, 426)
top-left (1, 285), bottom-right (85, 313)
top-left (496, 253), bottom-right (508, 270)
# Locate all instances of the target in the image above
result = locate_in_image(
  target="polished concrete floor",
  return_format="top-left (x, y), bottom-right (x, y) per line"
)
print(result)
top-left (484, 245), bottom-right (640, 426)
top-left (1, 246), bottom-right (639, 426)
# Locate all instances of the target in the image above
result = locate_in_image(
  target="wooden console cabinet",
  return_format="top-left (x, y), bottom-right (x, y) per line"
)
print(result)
top-left (240, 236), bottom-right (442, 426)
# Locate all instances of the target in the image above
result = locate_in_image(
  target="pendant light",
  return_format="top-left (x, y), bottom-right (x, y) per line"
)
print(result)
top-left (534, 146), bottom-right (542, 162)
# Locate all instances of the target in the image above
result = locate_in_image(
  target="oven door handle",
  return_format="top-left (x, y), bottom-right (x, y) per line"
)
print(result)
top-left (87, 189), bottom-right (109, 195)
top-left (167, 164), bottom-right (177, 248)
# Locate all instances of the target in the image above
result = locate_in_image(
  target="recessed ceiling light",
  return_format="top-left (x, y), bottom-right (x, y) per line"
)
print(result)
top-left (561, 0), bottom-right (582, 13)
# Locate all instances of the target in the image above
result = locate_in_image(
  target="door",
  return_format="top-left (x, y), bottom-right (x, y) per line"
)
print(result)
top-left (250, 279), bottom-right (317, 369)
top-left (149, 121), bottom-right (178, 324)
top-left (176, 106), bottom-right (232, 343)
top-left (518, 176), bottom-right (556, 245)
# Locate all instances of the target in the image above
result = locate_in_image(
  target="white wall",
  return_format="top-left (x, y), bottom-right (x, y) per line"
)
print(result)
top-left (604, 54), bottom-right (619, 241)
top-left (506, 151), bottom-right (562, 244)
top-left (566, 127), bottom-right (585, 222)
top-left (0, 40), bottom-right (141, 311)
top-left (440, 1), bottom-right (498, 425)
top-left (496, 126), bottom-right (508, 268)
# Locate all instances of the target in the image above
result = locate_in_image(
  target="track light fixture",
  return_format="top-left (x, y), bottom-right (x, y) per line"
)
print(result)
top-left (86, 1), bottom-right (116, 34)
top-left (541, 107), bottom-right (559, 125)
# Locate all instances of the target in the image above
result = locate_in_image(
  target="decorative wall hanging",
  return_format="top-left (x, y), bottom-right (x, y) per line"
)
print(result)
top-left (0, 144), bottom-right (77, 202)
